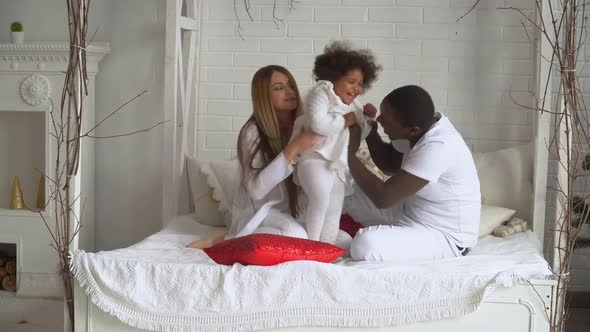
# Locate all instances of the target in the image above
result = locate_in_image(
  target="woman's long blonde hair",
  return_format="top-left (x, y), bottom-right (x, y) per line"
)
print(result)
top-left (237, 65), bottom-right (303, 217)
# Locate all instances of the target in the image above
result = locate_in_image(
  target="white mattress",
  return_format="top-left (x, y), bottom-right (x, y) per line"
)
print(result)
top-left (71, 214), bottom-right (553, 332)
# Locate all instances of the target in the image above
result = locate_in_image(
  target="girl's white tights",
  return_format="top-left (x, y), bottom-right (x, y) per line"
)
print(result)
top-left (296, 155), bottom-right (346, 245)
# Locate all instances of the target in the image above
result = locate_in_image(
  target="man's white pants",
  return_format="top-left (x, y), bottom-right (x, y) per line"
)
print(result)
top-left (344, 184), bottom-right (461, 263)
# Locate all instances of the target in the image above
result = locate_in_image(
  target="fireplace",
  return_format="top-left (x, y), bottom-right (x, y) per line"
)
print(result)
top-left (0, 243), bottom-right (17, 293)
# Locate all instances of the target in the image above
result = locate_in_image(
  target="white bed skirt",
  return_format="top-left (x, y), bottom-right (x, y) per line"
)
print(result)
top-left (74, 279), bottom-right (555, 332)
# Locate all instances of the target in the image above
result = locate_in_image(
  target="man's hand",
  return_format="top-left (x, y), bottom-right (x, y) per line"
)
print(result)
top-left (363, 103), bottom-right (378, 118)
top-left (348, 124), bottom-right (362, 154)
top-left (343, 112), bottom-right (357, 127)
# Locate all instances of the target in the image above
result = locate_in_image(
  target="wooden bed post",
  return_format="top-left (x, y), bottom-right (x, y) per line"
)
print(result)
top-left (532, 1), bottom-right (564, 328)
top-left (531, 0), bottom-right (553, 250)
top-left (162, 0), bottom-right (201, 224)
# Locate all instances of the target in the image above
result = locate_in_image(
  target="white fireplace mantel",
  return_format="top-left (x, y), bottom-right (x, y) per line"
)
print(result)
top-left (0, 42), bottom-right (110, 73)
top-left (0, 42), bottom-right (109, 298)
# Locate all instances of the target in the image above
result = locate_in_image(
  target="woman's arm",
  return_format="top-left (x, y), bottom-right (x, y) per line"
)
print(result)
top-left (244, 152), bottom-right (294, 201)
top-left (240, 126), bottom-right (318, 201)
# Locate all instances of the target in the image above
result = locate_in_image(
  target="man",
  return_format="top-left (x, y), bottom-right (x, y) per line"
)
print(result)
top-left (346, 85), bottom-right (480, 262)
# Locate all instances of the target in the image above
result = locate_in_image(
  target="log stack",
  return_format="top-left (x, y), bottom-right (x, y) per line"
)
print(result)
top-left (0, 256), bottom-right (17, 292)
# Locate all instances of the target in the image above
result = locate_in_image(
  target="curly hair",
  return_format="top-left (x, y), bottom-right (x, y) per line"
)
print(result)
top-left (383, 85), bottom-right (434, 130)
top-left (313, 41), bottom-right (382, 90)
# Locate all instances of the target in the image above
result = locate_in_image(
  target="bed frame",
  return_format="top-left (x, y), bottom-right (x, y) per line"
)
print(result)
top-left (73, 0), bottom-right (558, 331)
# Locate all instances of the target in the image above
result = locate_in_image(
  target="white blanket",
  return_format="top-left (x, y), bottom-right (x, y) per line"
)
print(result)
top-left (71, 214), bottom-right (553, 332)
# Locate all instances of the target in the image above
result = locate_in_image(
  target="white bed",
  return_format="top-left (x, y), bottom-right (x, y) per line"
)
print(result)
top-left (73, 214), bottom-right (553, 332)
top-left (73, 140), bottom-right (556, 332)
top-left (72, 0), bottom-right (559, 331)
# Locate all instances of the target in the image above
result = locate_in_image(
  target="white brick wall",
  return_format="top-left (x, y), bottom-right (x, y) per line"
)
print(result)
top-left (198, 0), bottom-right (535, 160)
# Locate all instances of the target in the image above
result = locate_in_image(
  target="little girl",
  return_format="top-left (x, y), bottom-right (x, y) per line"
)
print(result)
top-left (291, 41), bottom-right (381, 245)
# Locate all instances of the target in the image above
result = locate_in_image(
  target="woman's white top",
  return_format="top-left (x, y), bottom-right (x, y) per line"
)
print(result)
top-left (292, 80), bottom-right (372, 189)
top-left (228, 121), bottom-right (298, 238)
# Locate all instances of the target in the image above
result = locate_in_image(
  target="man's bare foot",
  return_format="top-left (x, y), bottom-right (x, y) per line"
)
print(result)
top-left (186, 228), bottom-right (227, 249)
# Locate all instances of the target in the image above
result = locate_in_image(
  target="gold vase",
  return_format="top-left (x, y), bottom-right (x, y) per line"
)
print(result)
top-left (9, 176), bottom-right (24, 209)
top-left (36, 175), bottom-right (45, 209)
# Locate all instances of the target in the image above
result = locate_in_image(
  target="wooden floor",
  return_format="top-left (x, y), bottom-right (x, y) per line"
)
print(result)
top-left (565, 308), bottom-right (590, 332)
top-left (0, 294), bottom-right (63, 332)
top-left (570, 247), bottom-right (590, 293)
top-left (566, 247), bottom-right (590, 331)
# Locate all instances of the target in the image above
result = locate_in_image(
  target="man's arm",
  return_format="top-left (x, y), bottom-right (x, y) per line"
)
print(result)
top-left (348, 124), bottom-right (428, 209)
top-left (349, 153), bottom-right (428, 209)
top-left (365, 125), bottom-right (403, 175)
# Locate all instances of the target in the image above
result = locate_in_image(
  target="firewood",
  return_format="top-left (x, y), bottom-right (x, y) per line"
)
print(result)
top-left (0, 266), bottom-right (6, 279)
top-left (1, 275), bottom-right (16, 292)
top-left (5, 260), bottom-right (16, 275)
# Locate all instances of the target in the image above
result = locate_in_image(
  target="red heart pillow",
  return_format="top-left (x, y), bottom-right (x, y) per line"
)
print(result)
top-left (203, 233), bottom-right (345, 266)
top-left (340, 213), bottom-right (365, 238)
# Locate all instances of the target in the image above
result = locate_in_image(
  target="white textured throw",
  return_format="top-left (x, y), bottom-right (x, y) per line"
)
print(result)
top-left (71, 215), bottom-right (552, 332)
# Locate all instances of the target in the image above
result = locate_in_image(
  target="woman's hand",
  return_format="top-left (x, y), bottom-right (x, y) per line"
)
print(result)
top-left (283, 128), bottom-right (322, 162)
top-left (296, 129), bottom-right (321, 151)
top-left (343, 112), bottom-right (357, 127)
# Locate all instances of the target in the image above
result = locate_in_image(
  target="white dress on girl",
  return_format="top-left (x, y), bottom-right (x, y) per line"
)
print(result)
top-left (291, 80), bottom-right (372, 244)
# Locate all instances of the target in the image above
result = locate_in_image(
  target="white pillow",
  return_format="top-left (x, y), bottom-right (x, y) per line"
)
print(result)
top-left (199, 159), bottom-right (241, 215)
top-left (479, 205), bottom-right (516, 237)
top-left (473, 143), bottom-right (533, 220)
top-left (186, 157), bottom-right (225, 227)
top-left (187, 157), bottom-right (241, 227)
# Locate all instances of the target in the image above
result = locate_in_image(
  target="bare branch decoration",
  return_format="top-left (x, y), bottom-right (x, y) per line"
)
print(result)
top-left (29, 2), bottom-right (165, 331)
top-left (234, 0), bottom-right (299, 39)
top-left (456, 0), bottom-right (482, 23)
top-left (460, 1), bottom-right (590, 331)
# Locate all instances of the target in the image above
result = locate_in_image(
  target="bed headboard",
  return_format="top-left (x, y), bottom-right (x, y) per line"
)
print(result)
top-left (162, 0), bottom-right (202, 224)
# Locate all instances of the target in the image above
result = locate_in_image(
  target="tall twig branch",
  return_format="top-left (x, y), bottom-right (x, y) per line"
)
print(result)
top-left (463, 1), bottom-right (590, 331)
top-left (456, 0), bottom-right (482, 23)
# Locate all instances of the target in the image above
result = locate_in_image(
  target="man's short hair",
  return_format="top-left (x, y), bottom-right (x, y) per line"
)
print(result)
top-left (383, 85), bottom-right (434, 130)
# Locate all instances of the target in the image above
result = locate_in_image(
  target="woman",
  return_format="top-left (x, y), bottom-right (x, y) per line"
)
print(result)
top-left (187, 65), bottom-right (318, 249)
top-left (189, 65), bottom-right (355, 249)
top-left (228, 65), bottom-right (319, 238)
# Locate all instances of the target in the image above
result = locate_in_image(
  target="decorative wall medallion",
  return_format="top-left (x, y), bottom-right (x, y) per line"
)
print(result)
top-left (20, 74), bottom-right (50, 105)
